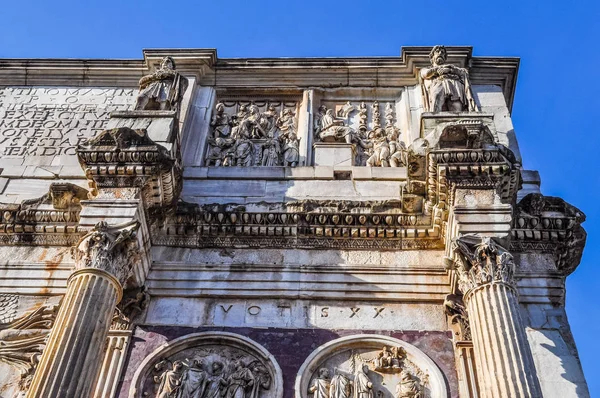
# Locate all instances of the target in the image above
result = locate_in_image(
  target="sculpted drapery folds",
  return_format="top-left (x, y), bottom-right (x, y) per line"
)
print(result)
top-left (0, 304), bottom-right (58, 390)
top-left (420, 45), bottom-right (478, 113)
top-left (72, 220), bottom-right (141, 286)
top-left (136, 56), bottom-right (188, 111)
top-left (308, 368), bottom-right (331, 398)
top-left (452, 236), bottom-right (516, 296)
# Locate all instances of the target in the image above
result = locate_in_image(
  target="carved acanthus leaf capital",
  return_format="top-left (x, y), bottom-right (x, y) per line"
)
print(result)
top-left (452, 235), bottom-right (516, 295)
top-left (73, 220), bottom-right (140, 286)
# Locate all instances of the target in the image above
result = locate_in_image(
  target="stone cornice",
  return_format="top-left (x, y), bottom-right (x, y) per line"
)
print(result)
top-left (0, 46), bottom-right (519, 111)
top-left (0, 183), bottom-right (87, 246)
top-left (510, 193), bottom-right (586, 275)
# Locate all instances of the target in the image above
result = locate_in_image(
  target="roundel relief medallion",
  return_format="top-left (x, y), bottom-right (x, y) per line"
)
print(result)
top-left (131, 332), bottom-right (283, 398)
top-left (295, 335), bottom-right (448, 398)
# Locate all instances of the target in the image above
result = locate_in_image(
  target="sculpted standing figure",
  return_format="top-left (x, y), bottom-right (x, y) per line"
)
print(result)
top-left (180, 359), bottom-right (208, 398)
top-left (353, 364), bottom-right (373, 398)
top-left (136, 56), bottom-right (188, 111)
top-left (226, 361), bottom-right (254, 398)
top-left (309, 368), bottom-right (331, 398)
top-left (330, 369), bottom-right (351, 398)
top-left (155, 360), bottom-right (184, 398)
top-left (420, 46), bottom-right (477, 112)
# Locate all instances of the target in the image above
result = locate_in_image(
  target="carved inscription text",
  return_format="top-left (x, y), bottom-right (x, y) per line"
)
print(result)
top-left (0, 87), bottom-right (136, 158)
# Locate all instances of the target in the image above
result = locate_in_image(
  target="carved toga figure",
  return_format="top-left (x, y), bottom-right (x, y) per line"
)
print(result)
top-left (136, 56), bottom-right (188, 111)
top-left (309, 368), bottom-right (331, 398)
top-left (420, 45), bottom-right (477, 113)
top-left (180, 359), bottom-right (208, 398)
top-left (330, 369), bottom-right (351, 398)
top-left (155, 360), bottom-right (184, 398)
top-left (225, 361), bottom-right (255, 398)
top-left (353, 364), bottom-right (373, 398)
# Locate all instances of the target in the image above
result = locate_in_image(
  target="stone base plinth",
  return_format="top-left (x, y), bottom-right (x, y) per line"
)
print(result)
top-left (313, 143), bottom-right (355, 167)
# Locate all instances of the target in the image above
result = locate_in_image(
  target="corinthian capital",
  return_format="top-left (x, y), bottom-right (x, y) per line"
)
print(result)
top-left (73, 220), bottom-right (140, 286)
top-left (453, 235), bottom-right (516, 295)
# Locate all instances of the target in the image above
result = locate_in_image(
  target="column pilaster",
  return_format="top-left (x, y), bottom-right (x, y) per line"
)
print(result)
top-left (453, 236), bottom-right (542, 398)
top-left (26, 221), bottom-right (139, 398)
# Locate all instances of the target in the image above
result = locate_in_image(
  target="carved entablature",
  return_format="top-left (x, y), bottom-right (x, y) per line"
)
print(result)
top-left (510, 193), bottom-right (586, 275)
top-left (0, 303), bottom-right (58, 392)
top-left (0, 183), bottom-right (88, 246)
top-left (205, 99), bottom-right (300, 167)
top-left (131, 332), bottom-right (283, 398)
top-left (77, 126), bottom-right (182, 210)
top-left (451, 236), bottom-right (516, 296)
top-left (72, 220), bottom-right (141, 286)
top-left (296, 335), bottom-right (448, 398)
top-left (151, 200), bottom-right (443, 250)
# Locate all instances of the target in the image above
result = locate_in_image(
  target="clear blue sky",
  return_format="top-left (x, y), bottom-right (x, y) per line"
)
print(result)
top-left (2, 0), bottom-right (599, 394)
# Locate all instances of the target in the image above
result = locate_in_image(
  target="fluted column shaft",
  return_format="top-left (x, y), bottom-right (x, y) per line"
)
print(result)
top-left (453, 236), bottom-right (542, 398)
top-left (26, 221), bottom-right (139, 398)
top-left (465, 282), bottom-right (541, 398)
top-left (26, 269), bottom-right (121, 398)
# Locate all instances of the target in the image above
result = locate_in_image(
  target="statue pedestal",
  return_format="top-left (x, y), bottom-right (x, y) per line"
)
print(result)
top-left (313, 143), bottom-right (355, 167)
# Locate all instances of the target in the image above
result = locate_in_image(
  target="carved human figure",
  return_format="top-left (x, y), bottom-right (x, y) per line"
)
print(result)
top-left (420, 45), bottom-right (477, 112)
top-left (205, 361), bottom-right (228, 398)
top-left (249, 362), bottom-right (271, 398)
top-left (395, 372), bottom-right (421, 398)
top-left (261, 132), bottom-right (282, 166)
top-left (330, 369), bottom-right (351, 398)
top-left (136, 56), bottom-right (188, 111)
top-left (309, 368), bottom-right (331, 398)
top-left (318, 109), bottom-right (357, 144)
top-left (366, 128), bottom-right (391, 167)
top-left (234, 128), bottom-right (255, 167)
top-left (353, 364), bottom-right (373, 398)
top-left (225, 360), bottom-right (255, 398)
top-left (155, 360), bottom-right (184, 398)
top-left (180, 359), bottom-right (208, 398)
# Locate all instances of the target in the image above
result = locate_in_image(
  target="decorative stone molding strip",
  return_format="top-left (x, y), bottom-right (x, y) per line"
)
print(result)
top-left (151, 201), bottom-right (444, 250)
top-left (0, 183), bottom-right (87, 246)
top-left (510, 193), bottom-right (586, 275)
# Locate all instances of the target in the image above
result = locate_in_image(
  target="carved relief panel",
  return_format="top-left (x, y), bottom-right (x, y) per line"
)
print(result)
top-left (131, 332), bottom-right (283, 398)
top-left (314, 101), bottom-right (406, 167)
top-left (296, 335), bottom-right (447, 398)
top-left (205, 99), bottom-right (300, 167)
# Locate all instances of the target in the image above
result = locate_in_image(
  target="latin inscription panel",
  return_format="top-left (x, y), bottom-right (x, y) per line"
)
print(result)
top-left (0, 87), bottom-right (136, 166)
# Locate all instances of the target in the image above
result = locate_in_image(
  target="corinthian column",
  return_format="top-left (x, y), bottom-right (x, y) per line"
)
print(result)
top-left (453, 236), bottom-right (541, 398)
top-left (27, 220), bottom-right (140, 398)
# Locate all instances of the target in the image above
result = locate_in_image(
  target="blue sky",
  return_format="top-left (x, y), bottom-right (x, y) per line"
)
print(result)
top-left (2, 0), bottom-right (599, 394)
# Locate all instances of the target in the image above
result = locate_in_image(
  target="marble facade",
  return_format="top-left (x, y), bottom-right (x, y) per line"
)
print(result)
top-left (0, 46), bottom-right (589, 397)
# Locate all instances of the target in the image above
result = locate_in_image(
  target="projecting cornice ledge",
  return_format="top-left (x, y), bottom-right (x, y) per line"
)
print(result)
top-left (510, 193), bottom-right (586, 275)
top-left (0, 46), bottom-right (518, 111)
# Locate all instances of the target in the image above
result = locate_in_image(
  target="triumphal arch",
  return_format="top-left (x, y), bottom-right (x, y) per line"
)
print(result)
top-left (0, 46), bottom-right (589, 397)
